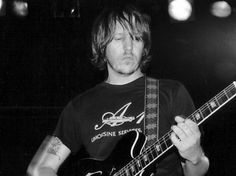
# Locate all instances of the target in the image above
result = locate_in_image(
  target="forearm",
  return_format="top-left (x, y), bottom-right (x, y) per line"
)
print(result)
top-left (38, 167), bottom-right (57, 176)
top-left (27, 166), bottom-right (57, 176)
top-left (182, 154), bottom-right (209, 176)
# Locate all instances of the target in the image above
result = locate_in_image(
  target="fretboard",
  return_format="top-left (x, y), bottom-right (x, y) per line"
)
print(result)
top-left (115, 81), bottom-right (236, 176)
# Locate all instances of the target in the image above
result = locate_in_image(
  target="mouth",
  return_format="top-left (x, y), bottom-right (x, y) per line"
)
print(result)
top-left (123, 55), bottom-right (133, 60)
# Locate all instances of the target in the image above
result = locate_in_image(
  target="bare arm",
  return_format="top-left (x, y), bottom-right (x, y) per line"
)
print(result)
top-left (27, 136), bottom-right (71, 176)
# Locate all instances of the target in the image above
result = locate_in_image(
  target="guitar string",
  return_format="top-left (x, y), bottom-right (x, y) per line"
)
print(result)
top-left (118, 87), bottom-right (236, 176)
top-left (157, 82), bottom-right (236, 148)
top-left (117, 83), bottom-right (236, 176)
top-left (116, 83), bottom-right (236, 176)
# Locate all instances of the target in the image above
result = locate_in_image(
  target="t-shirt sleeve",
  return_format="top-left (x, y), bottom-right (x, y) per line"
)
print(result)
top-left (155, 81), bottom-right (196, 176)
top-left (53, 101), bottom-right (82, 154)
top-left (172, 83), bottom-right (196, 119)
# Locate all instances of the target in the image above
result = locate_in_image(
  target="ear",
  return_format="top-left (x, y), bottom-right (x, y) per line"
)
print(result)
top-left (142, 49), bottom-right (146, 57)
top-left (103, 57), bottom-right (107, 62)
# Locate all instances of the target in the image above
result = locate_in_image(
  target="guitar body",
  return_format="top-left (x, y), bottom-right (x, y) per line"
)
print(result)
top-left (78, 82), bottom-right (236, 176)
top-left (79, 131), bottom-right (155, 176)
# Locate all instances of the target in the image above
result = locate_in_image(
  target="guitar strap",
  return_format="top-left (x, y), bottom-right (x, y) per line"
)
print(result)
top-left (144, 77), bottom-right (159, 147)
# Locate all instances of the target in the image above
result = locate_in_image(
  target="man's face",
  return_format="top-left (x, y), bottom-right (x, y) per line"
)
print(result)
top-left (105, 21), bottom-right (144, 76)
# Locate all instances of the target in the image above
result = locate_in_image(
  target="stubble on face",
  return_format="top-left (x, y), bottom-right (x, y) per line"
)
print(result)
top-left (105, 22), bottom-right (144, 77)
top-left (107, 52), bottom-right (142, 76)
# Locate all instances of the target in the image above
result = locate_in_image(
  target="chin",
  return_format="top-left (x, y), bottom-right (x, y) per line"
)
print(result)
top-left (117, 67), bottom-right (138, 75)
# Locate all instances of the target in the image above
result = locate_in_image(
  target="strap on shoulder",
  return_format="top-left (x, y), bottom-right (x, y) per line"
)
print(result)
top-left (144, 77), bottom-right (159, 147)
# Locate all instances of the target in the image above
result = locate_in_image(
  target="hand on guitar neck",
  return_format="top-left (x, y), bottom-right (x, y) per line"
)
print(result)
top-left (171, 116), bottom-right (203, 165)
top-left (79, 82), bottom-right (236, 176)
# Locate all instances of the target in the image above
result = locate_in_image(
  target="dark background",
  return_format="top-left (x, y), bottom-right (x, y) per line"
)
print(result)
top-left (0, 0), bottom-right (236, 175)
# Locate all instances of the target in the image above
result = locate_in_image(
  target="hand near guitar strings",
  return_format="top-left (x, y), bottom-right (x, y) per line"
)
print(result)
top-left (170, 116), bottom-right (204, 165)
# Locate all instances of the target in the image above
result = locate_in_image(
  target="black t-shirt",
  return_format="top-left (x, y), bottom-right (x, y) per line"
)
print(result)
top-left (54, 76), bottom-right (195, 175)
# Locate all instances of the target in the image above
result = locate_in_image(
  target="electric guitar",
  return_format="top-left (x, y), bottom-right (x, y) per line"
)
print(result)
top-left (80, 82), bottom-right (236, 176)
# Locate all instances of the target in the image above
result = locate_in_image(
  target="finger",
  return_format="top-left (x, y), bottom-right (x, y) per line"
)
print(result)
top-left (170, 132), bottom-right (181, 148)
top-left (175, 116), bottom-right (185, 123)
top-left (185, 119), bottom-right (200, 134)
top-left (177, 122), bottom-right (193, 136)
top-left (171, 125), bottom-right (186, 140)
top-left (185, 119), bottom-right (198, 127)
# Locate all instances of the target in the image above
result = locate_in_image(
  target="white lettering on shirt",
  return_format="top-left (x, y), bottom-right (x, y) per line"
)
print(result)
top-left (94, 102), bottom-right (144, 130)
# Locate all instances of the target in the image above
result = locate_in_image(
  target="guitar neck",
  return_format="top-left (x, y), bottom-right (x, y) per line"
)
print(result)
top-left (189, 81), bottom-right (236, 125)
top-left (115, 81), bottom-right (236, 176)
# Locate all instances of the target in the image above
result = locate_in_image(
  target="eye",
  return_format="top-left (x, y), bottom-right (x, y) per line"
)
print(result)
top-left (113, 35), bottom-right (123, 41)
top-left (114, 37), bottom-right (122, 41)
top-left (132, 35), bottom-right (142, 41)
top-left (135, 36), bottom-right (142, 41)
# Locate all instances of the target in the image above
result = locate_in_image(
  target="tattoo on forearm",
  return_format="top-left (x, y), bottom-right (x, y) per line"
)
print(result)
top-left (47, 137), bottom-right (62, 160)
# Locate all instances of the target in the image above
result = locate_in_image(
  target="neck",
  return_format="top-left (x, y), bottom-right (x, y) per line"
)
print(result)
top-left (106, 71), bottom-right (144, 85)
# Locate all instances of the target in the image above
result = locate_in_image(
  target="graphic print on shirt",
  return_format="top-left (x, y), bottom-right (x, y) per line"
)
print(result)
top-left (94, 102), bottom-right (144, 130)
top-left (91, 102), bottom-right (144, 143)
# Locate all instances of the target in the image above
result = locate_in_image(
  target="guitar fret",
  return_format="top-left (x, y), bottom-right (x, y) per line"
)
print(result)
top-left (193, 110), bottom-right (202, 123)
top-left (147, 150), bottom-right (154, 161)
top-left (165, 137), bottom-right (172, 147)
top-left (151, 146), bottom-right (158, 158)
top-left (157, 141), bottom-right (163, 152)
top-left (125, 168), bottom-right (130, 176)
top-left (136, 159), bottom-right (142, 169)
top-left (213, 96), bottom-right (220, 107)
top-left (208, 98), bottom-right (219, 111)
top-left (206, 103), bottom-right (212, 113)
top-left (160, 139), bottom-right (168, 151)
top-left (163, 138), bottom-right (168, 149)
top-left (132, 160), bottom-right (139, 174)
top-left (143, 151), bottom-right (152, 165)
top-left (143, 153), bottom-right (148, 162)
top-left (199, 109), bottom-right (204, 120)
top-left (140, 158), bottom-right (145, 168)
top-left (155, 143), bottom-right (161, 153)
top-left (147, 147), bottom-right (153, 160)
top-left (190, 114), bottom-right (197, 123)
top-left (125, 161), bottom-right (136, 176)
top-left (217, 92), bottom-right (228, 104)
top-left (150, 151), bottom-right (157, 160)
top-left (226, 85), bottom-right (236, 97)
top-left (112, 82), bottom-right (236, 176)
top-left (130, 164), bottom-right (136, 174)
top-left (224, 89), bottom-right (229, 99)
top-left (200, 104), bottom-right (211, 118)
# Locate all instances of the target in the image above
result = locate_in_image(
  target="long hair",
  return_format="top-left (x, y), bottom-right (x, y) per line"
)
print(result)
top-left (90, 3), bottom-right (152, 71)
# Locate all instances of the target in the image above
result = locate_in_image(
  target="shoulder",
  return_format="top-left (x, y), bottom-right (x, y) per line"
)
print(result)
top-left (69, 82), bottom-right (105, 110)
top-left (147, 77), bottom-right (192, 103)
top-left (147, 77), bottom-right (186, 93)
top-left (160, 79), bottom-right (192, 99)
top-left (159, 79), bottom-right (184, 90)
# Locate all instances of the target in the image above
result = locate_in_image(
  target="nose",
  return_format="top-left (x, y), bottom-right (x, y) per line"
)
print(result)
top-left (123, 35), bottom-right (133, 52)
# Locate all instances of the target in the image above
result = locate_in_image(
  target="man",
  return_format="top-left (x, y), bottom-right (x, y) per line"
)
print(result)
top-left (27, 2), bottom-right (209, 176)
